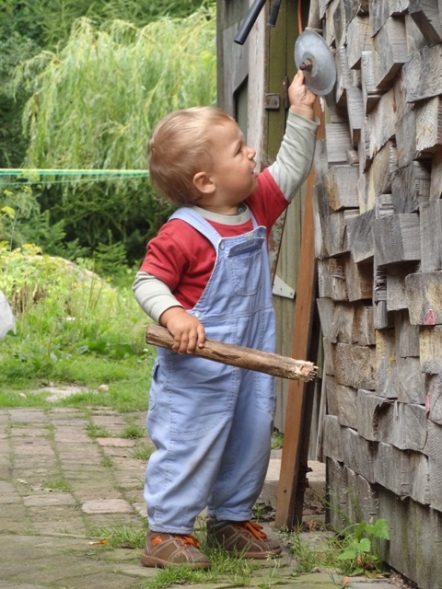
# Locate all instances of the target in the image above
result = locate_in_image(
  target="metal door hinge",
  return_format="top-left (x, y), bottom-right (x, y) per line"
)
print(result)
top-left (265, 76), bottom-right (290, 111)
top-left (265, 93), bottom-right (280, 110)
top-left (282, 76), bottom-right (290, 109)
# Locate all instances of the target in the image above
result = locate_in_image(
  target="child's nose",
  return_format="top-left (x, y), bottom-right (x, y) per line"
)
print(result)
top-left (248, 146), bottom-right (256, 159)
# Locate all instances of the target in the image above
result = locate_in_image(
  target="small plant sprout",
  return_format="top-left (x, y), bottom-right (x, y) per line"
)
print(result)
top-left (86, 423), bottom-right (111, 438)
top-left (132, 442), bottom-right (154, 462)
top-left (121, 422), bottom-right (145, 439)
top-left (43, 478), bottom-right (72, 493)
top-left (336, 518), bottom-right (390, 577)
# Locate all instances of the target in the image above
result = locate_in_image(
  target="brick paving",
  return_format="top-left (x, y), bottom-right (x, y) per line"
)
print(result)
top-left (0, 407), bottom-right (409, 589)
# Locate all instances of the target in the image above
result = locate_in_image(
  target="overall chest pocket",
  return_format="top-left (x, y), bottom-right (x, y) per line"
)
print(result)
top-left (227, 237), bottom-right (265, 296)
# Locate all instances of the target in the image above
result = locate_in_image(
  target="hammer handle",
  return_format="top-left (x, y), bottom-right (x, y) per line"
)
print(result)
top-left (146, 324), bottom-right (317, 382)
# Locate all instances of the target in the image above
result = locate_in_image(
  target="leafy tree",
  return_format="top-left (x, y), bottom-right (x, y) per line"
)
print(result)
top-left (0, 33), bottom-right (40, 167)
top-left (11, 9), bottom-right (216, 265)
top-left (1, 0), bottom-right (213, 48)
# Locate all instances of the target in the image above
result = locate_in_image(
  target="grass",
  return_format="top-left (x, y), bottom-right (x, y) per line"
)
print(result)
top-left (142, 551), bottom-right (258, 589)
top-left (87, 520), bottom-right (262, 589)
top-left (282, 528), bottom-right (337, 574)
top-left (131, 442), bottom-right (155, 462)
top-left (89, 520), bottom-right (362, 589)
top-left (0, 245), bottom-right (154, 413)
top-left (271, 429), bottom-right (284, 449)
top-left (280, 516), bottom-right (390, 579)
top-left (121, 422), bottom-right (145, 439)
top-left (86, 423), bottom-right (112, 438)
top-left (42, 478), bottom-right (72, 493)
top-left (100, 456), bottom-right (114, 468)
top-left (89, 522), bottom-right (148, 549)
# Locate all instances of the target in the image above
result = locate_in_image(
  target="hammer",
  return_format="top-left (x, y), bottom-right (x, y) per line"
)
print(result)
top-left (146, 324), bottom-right (317, 382)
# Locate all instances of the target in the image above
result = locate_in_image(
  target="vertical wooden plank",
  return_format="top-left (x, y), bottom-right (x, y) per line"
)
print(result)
top-left (266, 0), bottom-right (300, 274)
top-left (275, 98), bottom-right (325, 529)
top-left (271, 0), bottom-right (303, 432)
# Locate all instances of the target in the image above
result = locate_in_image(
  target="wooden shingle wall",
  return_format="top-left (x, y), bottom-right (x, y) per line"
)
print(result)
top-left (316, 1), bottom-right (442, 587)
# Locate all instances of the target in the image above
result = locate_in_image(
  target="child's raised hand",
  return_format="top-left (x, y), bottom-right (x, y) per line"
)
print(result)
top-left (288, 71), bottom-right (317, 120)
top-left (160, 307), bottom-right (206, 354)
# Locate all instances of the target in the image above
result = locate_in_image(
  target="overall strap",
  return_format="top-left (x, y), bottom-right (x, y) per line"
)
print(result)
top-left (170, 208), bottom-right (222, 249)
top-left (170, 206), bottom-right (260, 245)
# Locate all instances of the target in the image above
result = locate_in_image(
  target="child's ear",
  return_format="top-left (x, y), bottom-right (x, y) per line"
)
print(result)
top-left (193, 171), bottom-right (215, 194)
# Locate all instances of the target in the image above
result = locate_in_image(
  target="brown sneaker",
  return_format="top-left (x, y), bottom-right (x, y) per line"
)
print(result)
top-left (140, 530), bottom-right (210, 569)
top-left (206, 519), bottom-right (282, 559)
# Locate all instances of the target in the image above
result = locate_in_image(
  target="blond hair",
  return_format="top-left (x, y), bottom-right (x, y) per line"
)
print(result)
top-left (148, 106), bottom-right (234, 205)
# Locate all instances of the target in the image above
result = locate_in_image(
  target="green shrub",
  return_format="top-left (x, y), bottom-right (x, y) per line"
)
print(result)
top-left (0, 244), bottom-right (152, 401)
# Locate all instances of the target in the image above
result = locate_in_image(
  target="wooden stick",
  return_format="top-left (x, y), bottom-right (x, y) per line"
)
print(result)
top-left (146, 324), bottom-right (318, 382)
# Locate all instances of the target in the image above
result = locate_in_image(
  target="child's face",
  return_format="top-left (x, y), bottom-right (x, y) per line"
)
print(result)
top-left (198, 120), bottom-right (257, 213)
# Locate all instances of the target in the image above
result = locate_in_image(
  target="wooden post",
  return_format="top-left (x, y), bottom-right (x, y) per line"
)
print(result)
top-left (275, 98), bottom-right (325, 529)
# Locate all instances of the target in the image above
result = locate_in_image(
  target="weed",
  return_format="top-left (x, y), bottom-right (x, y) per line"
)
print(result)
top-left (142, 543), bottom-right (256, 589)
top-left (86, 522), bottom-right (260, 589)
top-left (42, 478), bottom-right (72, 493)
top-left (253, 501), bottom-right (275, 523)
top-left (121, 423), bottom-right (145, 439)
top-left (271, 429), bottom-right (283, 450)
top-left (335, 518), bottom-right (390, 577)
top-left (86, 423), bottom-right (111, 438)
top-left (45, 424), bottom-right (56, 441)
top-left (132, 442), bottom-right (154, 462)
top-left (100, 456), bottom-right (114, 468)
top-left (88, 523), bottom-right (148, 549)
top-left (143, 565), bottom-right (204, 589)
top-left (283, 516), bottom-right (390, 578)
top-left (282, 528), bottom-right (337, 574)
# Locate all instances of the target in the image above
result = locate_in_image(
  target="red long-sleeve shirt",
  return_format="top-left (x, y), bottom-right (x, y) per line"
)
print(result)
top-left (140, 168), bottom-right (287, 309)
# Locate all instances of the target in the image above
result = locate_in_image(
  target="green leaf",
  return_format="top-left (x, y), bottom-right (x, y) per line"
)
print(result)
top-left (338, 549), bottom-right (357, 561)
top-left (359, 538), bottom-right (371, 553)
top-left (372, 518), bottom-right (390, 540)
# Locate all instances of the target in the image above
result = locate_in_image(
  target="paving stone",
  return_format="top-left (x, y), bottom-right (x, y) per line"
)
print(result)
top-left (9, 426), bottom-right (49, 437)
top-left (13, 444), bottom-right (54, 458)
top-left (96, 437), bottom-right (137, 447)
top-left (73, 487), bottom-right (124, 501)
top-left (0, 408), bottom-right (406, 589)
top-left (85, 513), bottom-right (143, 529)
top-left (81, 498), bottom-right (134, 514)
top-left (0, 583), bottom-right (48, 589)
top-left (0, 481), bottom-right (16, 493)
top-left (9, 412), bottom-right (47, 425)
top-left (55, 571), bottom-right (142, 589)
top-left (348, 582), bottom-right (398, 589)
top-left (133, 502), bottom-right (147, 517)
top-left (54, 428), bottom-right (91, 443)
top-left (0, 517), bottom-right (33, 534)
top-left (0, 493), bottom-right (23, 505)
top-left (0, 412), bottom-right (11, 424)
top-left (23, 492), bottom-right (77, 507)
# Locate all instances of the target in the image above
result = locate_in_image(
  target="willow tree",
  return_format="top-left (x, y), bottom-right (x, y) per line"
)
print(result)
top-left (13, 8), bottom-right (216, 266)
top-left (2, 0), bottom-right (214, 48)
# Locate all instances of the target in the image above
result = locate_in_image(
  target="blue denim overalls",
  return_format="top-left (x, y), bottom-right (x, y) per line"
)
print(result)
top-left (145, 207), bottom-right (277, 534)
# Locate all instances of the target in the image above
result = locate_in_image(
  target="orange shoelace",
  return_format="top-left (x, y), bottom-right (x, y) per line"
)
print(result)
top-left (240, 521), bottom-right (268, 540)
top-left (151, 533), bottom-right (200, 547)
top-left (174, 534), bottom-right (201, 547)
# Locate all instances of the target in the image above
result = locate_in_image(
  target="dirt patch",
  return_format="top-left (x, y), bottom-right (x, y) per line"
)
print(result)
top-left (29, 384), bottom-right (88, 402)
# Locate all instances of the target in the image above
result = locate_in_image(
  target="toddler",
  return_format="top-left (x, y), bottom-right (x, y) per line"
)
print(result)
top-left (133, 70), bottom-right (318, 569)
